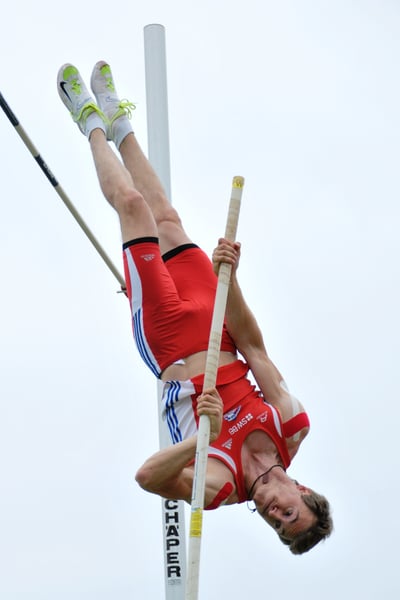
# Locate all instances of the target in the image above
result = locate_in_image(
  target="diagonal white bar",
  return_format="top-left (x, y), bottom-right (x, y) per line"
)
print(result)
top-left (144, 24), bottom-right (187, 600)
top-left (0, 92), bottom-right (125, 289)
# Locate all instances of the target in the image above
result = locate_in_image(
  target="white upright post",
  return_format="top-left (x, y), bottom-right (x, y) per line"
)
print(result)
top-left (144, 24), bottom-right (187, 600)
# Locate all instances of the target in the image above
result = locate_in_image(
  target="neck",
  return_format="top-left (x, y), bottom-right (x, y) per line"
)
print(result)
top-left (247, 464), bottom-right (286, 500)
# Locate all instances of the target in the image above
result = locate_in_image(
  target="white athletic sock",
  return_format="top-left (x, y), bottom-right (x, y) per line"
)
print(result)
top-left (111, 116), bottom-right (133, 150)
top-left (84, 111), bottom-right (107, 139)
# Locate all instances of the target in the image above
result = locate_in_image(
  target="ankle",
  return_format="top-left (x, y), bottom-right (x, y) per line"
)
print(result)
top-left (88, 127), bottom-right (107, 143)
top-left (112, 117), bottom-right (133, 150)
top-left (85, 111), bottom-right (107, 139)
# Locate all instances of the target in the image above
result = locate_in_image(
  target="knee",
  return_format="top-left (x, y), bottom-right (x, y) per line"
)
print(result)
top-left (114, 187), bottom-right (147, 218)
top-left (153, 196), bottom-right (182, 228)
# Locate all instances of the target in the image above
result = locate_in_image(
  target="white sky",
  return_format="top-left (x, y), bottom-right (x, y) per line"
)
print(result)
top-left (1, 1), bottom-right (400, 598)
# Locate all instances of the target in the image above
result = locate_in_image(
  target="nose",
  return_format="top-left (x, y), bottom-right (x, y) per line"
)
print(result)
top-left (267, 504), bottom-right (278, 517)
top-left (268, 505), bottom-right (294, 521)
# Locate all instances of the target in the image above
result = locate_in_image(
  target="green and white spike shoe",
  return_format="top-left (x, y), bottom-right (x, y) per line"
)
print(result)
top-left (90, 61), bottom-right (135, 148)
top-left (57, 63), bottom-right (106, 137)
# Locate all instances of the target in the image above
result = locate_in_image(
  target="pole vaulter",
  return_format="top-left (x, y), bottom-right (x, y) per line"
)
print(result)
top-left (1, 35), bottom-right (245, 600)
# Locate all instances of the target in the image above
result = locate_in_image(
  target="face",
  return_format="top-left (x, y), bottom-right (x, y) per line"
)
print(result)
top-left (253, 480), bottom-right (316, 541)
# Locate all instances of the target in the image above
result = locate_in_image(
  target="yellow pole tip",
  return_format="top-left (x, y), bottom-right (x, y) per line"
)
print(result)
top-left (232, 176), bottom-right (245, 188)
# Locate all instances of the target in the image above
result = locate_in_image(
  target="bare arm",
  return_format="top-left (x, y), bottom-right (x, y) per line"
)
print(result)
top-left (213, 239), bottom-right (309, 448)
top-left (135, 435), bottom-right (197, 501)
top-left (213, 238), bottom-right (274, 369)
top-left (212, 238), bottom-right (264, 354)
top-left (135, 388), bottom-right (223, 500)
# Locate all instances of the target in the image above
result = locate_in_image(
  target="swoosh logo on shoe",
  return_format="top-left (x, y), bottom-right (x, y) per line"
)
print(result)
top-left (60, 81), bottom-right (71, 101)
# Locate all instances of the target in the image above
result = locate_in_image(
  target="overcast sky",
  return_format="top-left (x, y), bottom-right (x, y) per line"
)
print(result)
top-left (1, 1), bottom-right (400, 598)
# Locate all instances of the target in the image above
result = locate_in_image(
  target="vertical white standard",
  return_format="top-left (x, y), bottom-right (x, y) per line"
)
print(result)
top-left (144, 24), bottom-right (187, 600)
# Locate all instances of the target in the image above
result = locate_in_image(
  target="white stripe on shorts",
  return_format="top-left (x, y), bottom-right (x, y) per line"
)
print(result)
top-left (125, 249), bottom-right (161, 377)
top-left (162, 379), bottom-right (198, 444)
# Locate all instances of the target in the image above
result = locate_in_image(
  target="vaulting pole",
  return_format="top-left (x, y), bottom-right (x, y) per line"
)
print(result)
top-left (144, 24), bottom-right (187, 599)
top-left (186, 176), bottom-right (244, 600)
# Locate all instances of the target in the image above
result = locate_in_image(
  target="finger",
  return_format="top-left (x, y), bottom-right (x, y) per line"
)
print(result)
top-left (197, 398), bottom-right (220, 410)
top-left (202, 387), bottom-right (218, 395)
top-left (197, 408), bottom-right (220, 417)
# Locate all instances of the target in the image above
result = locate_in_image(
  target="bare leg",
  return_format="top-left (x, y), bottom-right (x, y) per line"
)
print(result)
top-left (89, 129), bottom-right (157, 243)
top-left (119, 132), bottom-right (192, 255)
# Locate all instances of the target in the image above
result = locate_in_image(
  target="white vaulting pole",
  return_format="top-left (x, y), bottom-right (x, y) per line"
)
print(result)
top-left (186, 176), bottom-right (244, 600)
top-left (144, 24), bottom-right (187, 600)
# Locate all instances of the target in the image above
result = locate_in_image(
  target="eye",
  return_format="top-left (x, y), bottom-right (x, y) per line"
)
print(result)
top-left (284, 508), bottom-right (294, 517)
top-left (274, 520), bottom-right (281, 530)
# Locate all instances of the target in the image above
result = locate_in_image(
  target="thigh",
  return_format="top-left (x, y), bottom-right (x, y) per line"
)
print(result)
top-left (123, 238), bottom-right (184, 375)
top-left (124, 238), bottom-right (181, 312)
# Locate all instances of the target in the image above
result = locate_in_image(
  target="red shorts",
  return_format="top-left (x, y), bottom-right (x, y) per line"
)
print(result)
top-left (122, 238), bottom-right (236, 377)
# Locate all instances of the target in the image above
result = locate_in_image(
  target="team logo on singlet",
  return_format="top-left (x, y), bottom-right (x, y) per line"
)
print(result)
top-left (224, 406), bottom-right (241, 422)
top-left (140, 253), bottom-right (155, 261)
top-left (222, 438), bottom-right (233, 450)
top-left (257, 411), bottom-right (268, 423)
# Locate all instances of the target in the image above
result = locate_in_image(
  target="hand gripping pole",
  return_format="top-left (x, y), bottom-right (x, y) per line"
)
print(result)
top-left (0, 91), bottom-right (126, 289)
top-left (185, 176), bottom-right (244, 600)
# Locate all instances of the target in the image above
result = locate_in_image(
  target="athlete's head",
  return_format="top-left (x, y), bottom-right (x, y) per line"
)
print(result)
top-left (251, 470), bottom-right (332, 553)
top-left (275, 487), bottom-right (333, 554)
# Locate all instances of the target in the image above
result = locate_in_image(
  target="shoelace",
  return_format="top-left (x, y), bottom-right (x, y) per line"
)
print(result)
top-left (118, 99), bottom-right (136, 119)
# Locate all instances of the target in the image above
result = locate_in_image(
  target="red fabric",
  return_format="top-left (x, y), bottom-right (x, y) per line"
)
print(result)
top-left (205, 482), bottom-right (234, 510)
top-left (282, 412), bottom-right (310, 438)
top-left (123, 242), bottom-right (236, 375)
